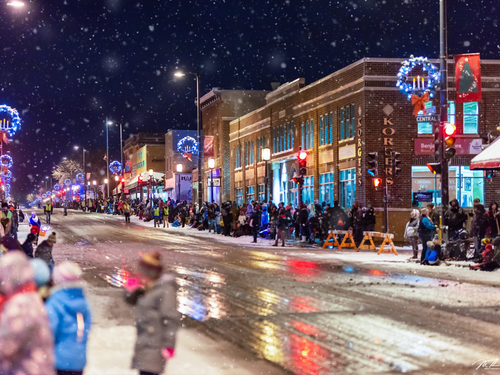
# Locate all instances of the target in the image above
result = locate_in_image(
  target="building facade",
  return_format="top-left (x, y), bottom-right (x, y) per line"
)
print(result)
top-left (200, 88), bottom-right (268, 204)
top-left (164, 129), bottom-right (198, 201)
top-left (229, 57), bottom-right (500, 237)
top-left (122, 133), bottom-right (165, 201)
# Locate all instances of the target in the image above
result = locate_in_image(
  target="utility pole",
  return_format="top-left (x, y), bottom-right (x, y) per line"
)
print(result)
top-left (439, 0), bottom-right (449, 240)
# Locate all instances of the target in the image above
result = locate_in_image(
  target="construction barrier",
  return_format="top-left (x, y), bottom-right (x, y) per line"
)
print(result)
top-left (322, 230), bottom-right (397, 255)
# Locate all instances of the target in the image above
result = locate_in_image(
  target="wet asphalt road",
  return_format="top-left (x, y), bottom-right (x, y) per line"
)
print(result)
top-left (44, 210), bottom-right (500, 375)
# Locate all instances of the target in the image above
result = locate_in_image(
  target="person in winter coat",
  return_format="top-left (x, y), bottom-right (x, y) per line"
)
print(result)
top-left (153, 203), bottom-right (161, 228)
top-left (124, 250), bottom-right (180, 375)
top-left (405, 209), bottom-right (420, 259)
top-left (35, 232), bottom-right (57, 272)
top-left (250, 205), bottom-right (262, 243)
top-left (260, 205), bottom-right (269, 232)
top-left (22, 233), bottom-right (37, 258)
top-left (272, 209), bottom-right (288, 247)
top-left (445, 199), bottom-right (467, 238)
top-left (29, 211), bottom-right (41, 245)
top-left (472, 204), bottom-right (489, 257)
top-left (486, 202), bottom-right (500, 239)
top-left (363, 204), bottom-right (376, 232)
top-left (418, 208), bottom-right (435, 264)
top-left (30, 258), bottom-right (51, 302)
top-left (45, 261), bottom-right (92, 375)
top-left (350, 202), bottom-right (364, 247)
top-left (0, 251), bottom-right (55, 375)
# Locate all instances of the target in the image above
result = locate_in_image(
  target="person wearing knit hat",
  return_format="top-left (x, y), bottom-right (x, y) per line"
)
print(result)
top-left (45, 261), bottom-right (91, 375)
top-left (125, 250), bottom-right (180, 375)
top-left (35, 232), bottom-right (56, 272)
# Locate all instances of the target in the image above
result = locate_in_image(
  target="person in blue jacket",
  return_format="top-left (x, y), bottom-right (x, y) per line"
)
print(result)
top-left (45, 261), bottom-right (92, 375)
top-left (418, 208), bottom-right (436, 264)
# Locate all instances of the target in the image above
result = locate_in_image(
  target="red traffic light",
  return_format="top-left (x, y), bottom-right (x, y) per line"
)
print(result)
top-left (298, 151), bottom-right (307, 161)
top-left (372, 177), bottom-right (383, 187)
top-left (121, 177), bottom-right (126, 183)
top-left (137, 175), bottom-right (143, 183)
top-left (444, 123), bottom-right (456, 136)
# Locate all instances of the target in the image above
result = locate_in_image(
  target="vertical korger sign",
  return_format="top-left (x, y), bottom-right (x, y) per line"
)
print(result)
top-left (455, 53), bottom-right (482, 103)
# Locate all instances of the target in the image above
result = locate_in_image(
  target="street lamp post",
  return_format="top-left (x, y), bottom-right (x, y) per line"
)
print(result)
top-left (176, 164), bottom-right (183, 201)
top-left (174, 71), bottom-right (202, 207)
top-left (107, 120), bottom-right (124, 199)
top-left (262, 147), bottom-right (271, 203)
top-left (92, 180), bottom-right (97, 201)
top-left (148, 169), bottom-right (154, 209)
top-left (75, 146), bottom-right (87, 209)
top-left (105, 118), bottom-right (112, 200)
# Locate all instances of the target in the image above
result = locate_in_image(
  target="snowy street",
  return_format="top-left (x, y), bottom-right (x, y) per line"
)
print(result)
top-left (24, 209), bottom-right (500, 375)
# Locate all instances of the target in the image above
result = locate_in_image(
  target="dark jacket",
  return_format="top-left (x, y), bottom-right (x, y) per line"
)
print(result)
top-left (364, 207), bottom-right (376, 226)
top-left (250, 209), bottom-right (261, 228)
top-left (418, 216), bottom-right (434, 237)
top-left (22, 241), bottom-right (34, 258)
top-left (35, 240), bottom-right (53, 266)
top-left (126, 275), bottom-right (180, 374)
top-left (277, 215), bottom-right (288, 230)
top-left (445, 199), bottom-right (467, 233)
top-left (472, 204), bottom-right (488, 238)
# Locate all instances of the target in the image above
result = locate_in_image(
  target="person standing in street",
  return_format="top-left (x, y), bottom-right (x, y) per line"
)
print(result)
top-left (350, 202), bottom-right (364, 247)
top-left (35, 232), bottom-right (57, 272)
top-left (426, 203), bottom-right (440, 227)
top-left (124, 250), bottom-right (180, 375)
top-left (153, 202), bottom-right (161, 228)
top-left (405, 209), bottom-right (420, 259)
top-left (471, 203), bottom-right (488, 258)
top-left (444, 199), bottom-right (467, 239)
top-left (272, 208), bottom-right (288, 247)
top-left (123, 200), bottom-right (131, 223)
top-left (163, 204), bottom-right (169, 228)
top-left (0, 251), bottom-right (55, 375)
top-left (250, 204), bottom-right (261, 243)
top-left (44, 200), bottom-right (53, 224)
top-left (46, 261), bottom-right (92, 375)
top-left (418, 208), bottom-right (435, 264)
top-left (363, 204), bottom-right (376, 232)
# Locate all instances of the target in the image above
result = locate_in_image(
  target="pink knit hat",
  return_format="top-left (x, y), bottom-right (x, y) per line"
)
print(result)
top-left (53, 261), bottom-right (82, 285)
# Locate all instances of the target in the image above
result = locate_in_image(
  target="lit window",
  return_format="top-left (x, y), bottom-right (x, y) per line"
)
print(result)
top-left (463, 102), bottom-right (478, 134)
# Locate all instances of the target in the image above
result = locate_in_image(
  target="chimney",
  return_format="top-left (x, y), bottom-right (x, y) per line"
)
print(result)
top-left (271, 82), bottom-right (281, 91)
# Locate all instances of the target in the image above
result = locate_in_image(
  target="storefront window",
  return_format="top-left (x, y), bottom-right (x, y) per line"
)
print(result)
top-left (448, 100), bottom-right (455, 124)
top-left (340, 168), bottom-right (356, 208)
top-left (246, 186), bottom-right (255, 203)
top-left (464, 102), bottom-right (479, 134)
top-left (303, 176), bottom-right (314, 204)
top-left (319, 172), bottom-right (334, 205)
top-left (411, 166), bottom-right (484, 207)
top-left (258, 184), bottom-right (265, 202)
top-left (236, 188), bottom-right (243, 206)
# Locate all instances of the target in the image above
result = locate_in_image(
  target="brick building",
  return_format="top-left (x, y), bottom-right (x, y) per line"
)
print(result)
top-left (200, 88), bottom-right (267, 204)
top-left (228, 57), bottom-right (500, 236)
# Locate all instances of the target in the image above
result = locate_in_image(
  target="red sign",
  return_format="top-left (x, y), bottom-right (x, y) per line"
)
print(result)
top-left (415, 138), bottom-right (483, 155)
top-left (204, 136), bottom-right (214, 158)
top-left (455, 53), bottom-right (482, 103)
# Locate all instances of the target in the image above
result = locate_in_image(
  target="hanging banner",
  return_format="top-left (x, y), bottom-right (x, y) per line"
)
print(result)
top-left (455, 53), bottom-right (482, 103)
top-left (204, 136), bottom-right (214, 158)
top-left (124, 160), bottom-right (132, 174)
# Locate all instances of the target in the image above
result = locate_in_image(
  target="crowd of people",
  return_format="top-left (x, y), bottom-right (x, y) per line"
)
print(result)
top-left (404, 199), bottom-right (500, 271)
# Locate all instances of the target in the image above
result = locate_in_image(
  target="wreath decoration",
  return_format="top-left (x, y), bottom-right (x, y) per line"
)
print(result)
top-left (109, 161), bottom-right (122, 174)
top-left (0, 105), bottom-right (21, 137)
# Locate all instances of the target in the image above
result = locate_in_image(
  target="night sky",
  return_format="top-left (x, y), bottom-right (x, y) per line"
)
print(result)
top-left (1, 0), bottom-right (498, 202)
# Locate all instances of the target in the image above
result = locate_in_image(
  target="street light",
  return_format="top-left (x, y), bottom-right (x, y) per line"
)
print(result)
top-left (75, 146), bottom-right (87, 205)
top-left (105, 118), bottom-right (113, 199)
top-left (174, 70), bottom-right (202, 206)
top-left (208, 158), bottom-right (215, 204)
top-left (107, 119), bottom-right (124, 199)
top-left (262, 147), bottom-right (271, 203)
top-left (176, 164), bottom-right (183, 201)
top-left (7, 1), bottom-right (25, 8)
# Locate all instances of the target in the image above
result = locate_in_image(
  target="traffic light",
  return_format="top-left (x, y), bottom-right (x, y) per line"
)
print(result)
top-left (444, 122), bottom-right (457, 159)
top-left (138, 175), bottom-right (143, 184)
top-left (393, 152), bottom-right (401, 177)
top-left (367, 152), bottom-right (378, 177)
top-left (372, 177), bottom-right (383, 188)
top-left (426, 162), bottom-right (442, 175)
top-left (433, 123), bottom-right (441, 159)
top-left (298, 150), bottom-right (307, 176)
top-left (121, 177), bottom-right (125, 186)
top-left (292, 176), bottom-right (304, 185)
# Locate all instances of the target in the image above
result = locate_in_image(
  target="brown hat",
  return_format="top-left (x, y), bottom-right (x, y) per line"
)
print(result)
top-left (48, 232), bottom-right (57, 244)
top-left (137, 250), bottom-right (163, 280)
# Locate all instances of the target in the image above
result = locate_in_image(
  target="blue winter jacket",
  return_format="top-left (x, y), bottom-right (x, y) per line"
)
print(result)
top-left (45, 283), bottom-right (92, 371)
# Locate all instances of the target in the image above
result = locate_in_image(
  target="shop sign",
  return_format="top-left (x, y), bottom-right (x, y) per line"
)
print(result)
top-left (413, 192), bottom-right (433, 203)
top-left (415, 138), bottom-right (483, 155)
top-left (356, 106), bottom-right (363, 186)
top-left (207, 177), bottom-right (221, 187)
top-left (382, 105), bottom-right (396, 185)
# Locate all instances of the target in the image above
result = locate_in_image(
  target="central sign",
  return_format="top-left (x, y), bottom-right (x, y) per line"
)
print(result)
top-left (416, 114), bottom-right (439, 122)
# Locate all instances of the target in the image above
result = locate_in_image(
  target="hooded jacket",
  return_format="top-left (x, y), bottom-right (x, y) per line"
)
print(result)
top-left (45, 281), bottom-right (92, 371)
top-left (445, 199), bottom-right (467, 232)
top-left (126, 274), bottom-right (180, 374)
top-left (35, 239), bottom-right (54, 266)
top-left (0, 251), bottom-right (55, 375)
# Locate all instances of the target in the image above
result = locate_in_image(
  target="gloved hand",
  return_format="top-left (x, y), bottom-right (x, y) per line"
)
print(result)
top-left (161, 348), bottom-right (175, 360)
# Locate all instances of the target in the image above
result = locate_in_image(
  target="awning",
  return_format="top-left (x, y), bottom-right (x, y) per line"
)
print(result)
top-left (125, 172), bottom-right (165, 189)
top-left (470, 137), bottom-right (500, 170)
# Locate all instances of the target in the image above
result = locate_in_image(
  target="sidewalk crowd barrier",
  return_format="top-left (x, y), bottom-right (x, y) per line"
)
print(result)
top-left (322, 230), bottom-right (397, 255)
